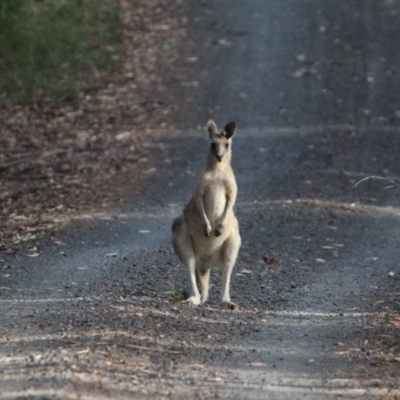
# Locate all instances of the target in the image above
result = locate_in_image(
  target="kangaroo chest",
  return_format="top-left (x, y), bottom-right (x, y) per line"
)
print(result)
top-left (202, 170), bottom-right (236, 220)
top-left (204, 184), bottom-right (226, 220)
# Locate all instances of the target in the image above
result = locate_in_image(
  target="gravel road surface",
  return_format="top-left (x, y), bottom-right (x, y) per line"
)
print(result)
top-left (1, 1), bottom-right (400, 399)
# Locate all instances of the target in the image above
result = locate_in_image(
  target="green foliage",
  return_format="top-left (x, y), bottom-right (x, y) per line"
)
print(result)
top-left (166, 284), bottom-right (185, 304)
top-left (380, 312), bottom-right (392, 325)
top-left (0, 0), bottom-right (121, 104)
top-left (379, 309), bottom-right (400, 325)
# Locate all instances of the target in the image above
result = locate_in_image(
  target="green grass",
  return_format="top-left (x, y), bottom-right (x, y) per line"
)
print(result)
top-left (380, 312), bottom-right (392, 325)
top-left (379, 309), bottom-right (400, 325)
top-left (166, 284), bottom-right (185, 304)
top-left (0, 0), bottom-right (121, 104)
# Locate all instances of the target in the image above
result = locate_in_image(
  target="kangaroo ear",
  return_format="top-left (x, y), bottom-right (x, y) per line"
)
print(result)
top-left (207, 119), bottom-right (218, 138)
top-left (223, 121), bottom-right (236, 139)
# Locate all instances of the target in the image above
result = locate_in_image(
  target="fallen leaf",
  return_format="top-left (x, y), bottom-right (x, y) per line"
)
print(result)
top-left (336, 348), bottom-right (361, 355)
top-left (218, 38), bottom-right (232, 47)
top-left (142, 167), bottom-right (156, 175)
top-left (75, 349), bottom-right (90, 355)
top-left (262, 256), bottom-right (280, 266)
top-left (209, 376), bottom-right (223, 382)
top-left (334, 342), bottom-right (345, 347)
top-left (249, 362), bottom-right (267, 367)
top-left (390, 317), bottom-right (400, 326)
top-left (291, 64), bottom-right (318, 78)
top-left (115, 131), bottom-right (131, 141)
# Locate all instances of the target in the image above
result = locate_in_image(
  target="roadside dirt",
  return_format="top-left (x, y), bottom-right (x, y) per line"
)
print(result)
top-left (0, 0), bottom-right (187, 251)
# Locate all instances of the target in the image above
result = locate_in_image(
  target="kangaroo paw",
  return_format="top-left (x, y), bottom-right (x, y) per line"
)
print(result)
top-left (203, 223), bottom-right (212, 237)
top-left (214, 223), bottom-right (224, 237)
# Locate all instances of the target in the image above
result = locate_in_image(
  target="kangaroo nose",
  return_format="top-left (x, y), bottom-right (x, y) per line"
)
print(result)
top-left (216, 155), bottom-right (222, 162)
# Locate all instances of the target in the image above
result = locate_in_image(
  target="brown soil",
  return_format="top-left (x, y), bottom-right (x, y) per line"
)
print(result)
top-left (0, 0), bottom-right (187, 252)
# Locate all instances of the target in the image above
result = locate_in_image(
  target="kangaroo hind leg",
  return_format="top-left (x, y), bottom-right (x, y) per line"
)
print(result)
top-left (196, 267), bottom-right (210, 304)
top-left (220, 231), bottom-right (241, 310)
top-left (172, 218), bottom-right (201, 306)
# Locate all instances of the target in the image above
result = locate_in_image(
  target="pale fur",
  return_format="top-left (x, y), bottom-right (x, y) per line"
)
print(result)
top-left (172, 119), bottom-right (241, 309)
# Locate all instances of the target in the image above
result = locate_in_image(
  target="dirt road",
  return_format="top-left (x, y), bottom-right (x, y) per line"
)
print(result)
top-left (1, 1), bottom-right (400, 399)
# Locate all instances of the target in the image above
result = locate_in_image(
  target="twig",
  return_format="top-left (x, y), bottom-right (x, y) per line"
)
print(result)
top-left (41, 149), bottom-right (69, 158)
top-left (0, 157), bottom-right (33, 172)
top-left (0, 150), bottom-right (68, 172)
top-left (0, 186), bottom-right (42, 203)
top-left (352, 176), bottom-right (398, 190)
top-left (0, 146), bottom-right (100, 172)
top-left (117, 343), bottom-right (183, 354)
top-left (349, 195), bottom-right (378, 219)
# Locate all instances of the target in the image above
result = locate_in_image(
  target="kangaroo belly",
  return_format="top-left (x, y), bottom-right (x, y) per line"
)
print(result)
top-left (204, 186), bottom-right (225, 223)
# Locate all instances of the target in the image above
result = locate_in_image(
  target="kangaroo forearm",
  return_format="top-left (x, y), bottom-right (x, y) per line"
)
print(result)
top-left (219, 196), bottom-right (232, 224)
top-left (196, 195), bottom-right (210, 225)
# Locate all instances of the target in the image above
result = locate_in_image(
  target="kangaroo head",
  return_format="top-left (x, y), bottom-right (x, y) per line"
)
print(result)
top-left (207, 119), bottom-right (236, 163)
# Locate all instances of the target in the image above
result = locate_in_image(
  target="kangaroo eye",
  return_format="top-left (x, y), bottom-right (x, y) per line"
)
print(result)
top-left (225, 143), bottom-right (229, 149)
top-left (211, 143), bottom-right (217, 150)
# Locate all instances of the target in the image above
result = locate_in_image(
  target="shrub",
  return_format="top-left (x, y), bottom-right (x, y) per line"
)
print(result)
top-left (0, 0), bottom-right (121, 104)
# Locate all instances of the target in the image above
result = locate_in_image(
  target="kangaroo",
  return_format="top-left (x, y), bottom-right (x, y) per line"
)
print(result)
top-left (172, 119), bottom-right (241, 309)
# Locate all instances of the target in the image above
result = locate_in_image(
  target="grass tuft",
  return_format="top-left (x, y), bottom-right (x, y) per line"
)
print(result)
top-left (166, 284), bottom-right (185, 304)
top-left (0, 0), bottom-right (121, 104)
top-left (379, 309), bottom-right (400, 325)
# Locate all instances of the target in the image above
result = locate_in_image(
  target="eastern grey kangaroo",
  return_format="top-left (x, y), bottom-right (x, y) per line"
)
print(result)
top-left (172, 119), bottom-right (241, 309)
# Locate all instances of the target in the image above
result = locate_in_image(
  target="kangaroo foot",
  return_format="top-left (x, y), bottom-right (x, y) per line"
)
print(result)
top-left (183, 296), bottom-right (201, 306)
top-left (222, 300), bottom-right (239, 310)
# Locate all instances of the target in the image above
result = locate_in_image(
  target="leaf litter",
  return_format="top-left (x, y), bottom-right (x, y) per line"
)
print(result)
top-left (0, 0), bottom-right (188, 252)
